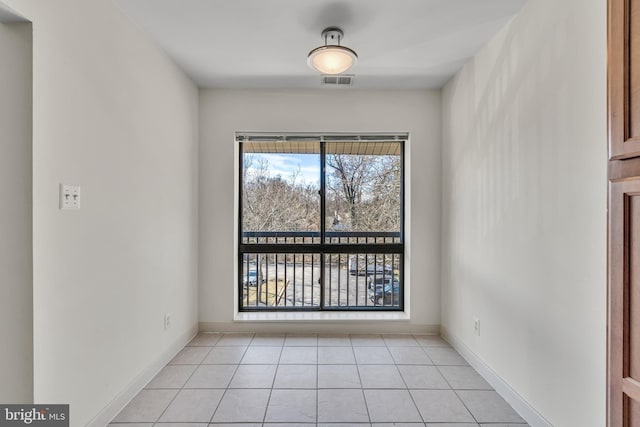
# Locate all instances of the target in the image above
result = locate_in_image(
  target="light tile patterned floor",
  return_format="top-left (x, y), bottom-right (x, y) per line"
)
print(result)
top-left (110, 333), bottom-right (529, 426)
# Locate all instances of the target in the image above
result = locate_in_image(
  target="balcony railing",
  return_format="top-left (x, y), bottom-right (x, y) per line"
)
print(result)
top-left (242, 231), bottom-right (401, 245)
top-left (239, 231), bottom-right (403, 311)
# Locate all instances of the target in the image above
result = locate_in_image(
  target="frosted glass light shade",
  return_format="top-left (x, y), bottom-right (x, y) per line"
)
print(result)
top-left (307, 45), bottom-right (358, 75)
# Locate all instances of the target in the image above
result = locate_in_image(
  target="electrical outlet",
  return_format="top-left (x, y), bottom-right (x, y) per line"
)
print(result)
top-left (60, 184), bottom-right (81, 210)
top-left (474, 317), bottom-right (480, 336)
top-left (164, 313), bottom-right (172, 331)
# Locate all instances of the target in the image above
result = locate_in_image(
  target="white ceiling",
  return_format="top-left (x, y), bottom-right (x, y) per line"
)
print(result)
top-left (114, 0), bottom-right (526, 89)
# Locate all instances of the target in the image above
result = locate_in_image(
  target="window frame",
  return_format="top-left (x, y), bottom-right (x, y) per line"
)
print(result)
top-left (237, 133), bottom-right (406, 312)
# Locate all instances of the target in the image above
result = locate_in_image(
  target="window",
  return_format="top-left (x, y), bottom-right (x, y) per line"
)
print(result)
top-left (238, 133), bottom-right (405, 311)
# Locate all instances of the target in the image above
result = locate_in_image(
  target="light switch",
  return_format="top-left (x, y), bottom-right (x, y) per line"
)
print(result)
top-left (60, 184), bottom-right (81, 210)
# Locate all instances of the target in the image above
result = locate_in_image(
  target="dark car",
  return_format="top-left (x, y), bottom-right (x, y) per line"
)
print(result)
top-left (349, 256), bottom-right (393, 276)
top-left (367, 277), bottom-right (401, 305)
top-left (365, 264), bottom-right (393, 276)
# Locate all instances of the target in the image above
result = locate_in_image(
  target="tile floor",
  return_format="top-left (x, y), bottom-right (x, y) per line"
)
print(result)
top-left (110, 333), bottom-right (528, 427)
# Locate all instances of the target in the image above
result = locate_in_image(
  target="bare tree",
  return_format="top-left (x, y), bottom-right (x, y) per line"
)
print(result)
top-left (326, 154), bottom-right (400, 232)
top-left (243, 153), bottom-right (400, 235)
top-left (327, 155), bottom-right (375, 229)
top-left (243, 155), bottom-right (319, 233)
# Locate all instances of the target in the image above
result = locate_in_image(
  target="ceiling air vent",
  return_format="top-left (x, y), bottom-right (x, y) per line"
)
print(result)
top-left (321, 74), bottom-right (354, 86)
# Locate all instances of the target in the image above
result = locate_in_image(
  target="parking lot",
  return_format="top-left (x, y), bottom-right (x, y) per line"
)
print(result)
top-left (242, 262), bottom-right (400, 308)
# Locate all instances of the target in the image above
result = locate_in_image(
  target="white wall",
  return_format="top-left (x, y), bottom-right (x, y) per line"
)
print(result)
top-left (441, 0), bottom-right (606, 426)
top-left (1, 0), bottom-right (199, 425)
top-left (0, 20), bottom-right (33, 403)
top-left (200, 89), bottom-right (441, 332)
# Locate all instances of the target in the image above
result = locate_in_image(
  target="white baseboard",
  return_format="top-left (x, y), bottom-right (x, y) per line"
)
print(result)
top-left (440, 326), bottom-right (553, 427)
top-left (199, 321), bottom-right (440, 335)
top-left (87, 324), bottom-right (198, 427)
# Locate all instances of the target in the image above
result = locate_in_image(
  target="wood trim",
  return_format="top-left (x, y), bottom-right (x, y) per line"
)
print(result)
top-left (609, 156), bottom-right (640, 180)
top-left (608, 0), bottom-right (625, 158)
top-left (609, 0), bottom-right (640, 159)
top-left (609, 179), bottom-right (627, 427)
top-left (623, 377), bottom-right (640, 403)
top-left (608, 0), bottom-right (640, 424)
top-left (609, 177), bottom-right (640, 426)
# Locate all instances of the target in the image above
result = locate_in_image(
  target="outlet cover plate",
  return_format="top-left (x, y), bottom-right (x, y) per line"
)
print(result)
top-left (473, 317), bottom-right (480, 336)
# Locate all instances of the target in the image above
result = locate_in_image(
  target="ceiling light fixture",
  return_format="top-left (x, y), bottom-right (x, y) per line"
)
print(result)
top-left (307, 27), bottom-right (358, 75)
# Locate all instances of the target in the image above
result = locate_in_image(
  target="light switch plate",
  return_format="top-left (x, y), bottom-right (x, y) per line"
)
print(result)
top-left (60, 184), bottom-right (81, 210)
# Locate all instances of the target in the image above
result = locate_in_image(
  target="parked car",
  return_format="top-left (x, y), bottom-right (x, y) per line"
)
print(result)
top-left (367, 277), bottom-right (401, 305)
top-left (349, 255), bottom-right (393, 276)
top-left (242, 270), bottom-right (263, 287)
top-left (365, 264), bottom-right (393, 276)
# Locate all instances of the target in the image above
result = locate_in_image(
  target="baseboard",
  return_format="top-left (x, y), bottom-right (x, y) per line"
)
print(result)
top-left (440, 326), bottom-right (552, 427)
top-left (87, 324), bottom-right (198, 427)
top-left (200, 321), bottom-right (439, 335)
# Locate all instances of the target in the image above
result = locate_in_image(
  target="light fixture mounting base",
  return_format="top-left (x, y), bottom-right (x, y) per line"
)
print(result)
top-left (321, 27), bottom-right (343, 44)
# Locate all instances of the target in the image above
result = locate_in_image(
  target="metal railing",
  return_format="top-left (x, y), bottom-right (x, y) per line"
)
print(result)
top-left (242, 231), bottom-right (400, 245)
top-left (239, 231), bottom-right (403, 311)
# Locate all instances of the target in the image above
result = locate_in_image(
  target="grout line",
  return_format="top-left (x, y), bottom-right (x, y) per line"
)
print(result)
top-left (152, 344), bottom-right (217, 423)
top-left (116, 333), bottom-right (513, 426)
top-left (349, 339), bottom-right (372, 424)
top-left (260, 332), bottom-right (285, 424)
top-left (397, 364), bottom-right (425, 424)
top-left (423, 346), bottom-right (436, 365)
top-left (451, 388), bottom-right (481, 426)
top-left (207, 333), bottom-right (250, 424)
top-left (434, 362), bottom-right (480, 426)
top-left (316, 341), bottom-right (319, 424)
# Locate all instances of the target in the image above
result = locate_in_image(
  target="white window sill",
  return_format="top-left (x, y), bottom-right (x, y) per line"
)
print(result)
top-left (234, 311), bottom-right (410, 322)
